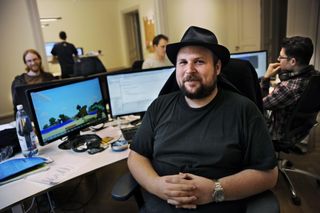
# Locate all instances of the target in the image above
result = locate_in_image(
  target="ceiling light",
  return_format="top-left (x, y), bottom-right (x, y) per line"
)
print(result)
top-left (40, 17), bottom-right (62, 22)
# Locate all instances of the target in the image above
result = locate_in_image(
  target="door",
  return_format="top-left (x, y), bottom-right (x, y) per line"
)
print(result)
top-left (124, 10), bottom-right (143, 66)
top-left (227, 0), bottom-right (261, 53)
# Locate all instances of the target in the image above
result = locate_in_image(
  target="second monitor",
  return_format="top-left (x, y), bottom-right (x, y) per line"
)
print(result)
top-left (230, 50), bottom-right (267, 79)
top-left (106, 66), bottom-right (175, 118)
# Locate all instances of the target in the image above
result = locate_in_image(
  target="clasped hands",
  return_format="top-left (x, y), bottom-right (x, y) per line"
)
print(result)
top-left (154, 173), bottom-right (215, 209)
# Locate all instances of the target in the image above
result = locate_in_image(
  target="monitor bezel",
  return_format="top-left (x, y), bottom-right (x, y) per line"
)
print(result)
top-left (230, 50), bottom-right (268, 78)
top-left (106, 66), bottom-right (175, 118)
top-left (26, 76), bottom-right (109, 146)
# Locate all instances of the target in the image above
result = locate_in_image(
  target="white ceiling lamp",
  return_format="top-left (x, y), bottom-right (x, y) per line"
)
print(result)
top-left (40, 17), bottom-right (62, 22)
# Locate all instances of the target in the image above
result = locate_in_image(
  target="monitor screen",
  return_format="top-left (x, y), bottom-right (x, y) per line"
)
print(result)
top-left (27, 77), bottom-right (108, 147)
top-left (106, 66), bottom-right (175, 117)
top-left (13, 77), bottom-right (84, 119)
top-left (230, 50), bottom-right (267, 78)
top-left (45, 42), bottom-right (56, 57)
top-left (77, 47), bottom-right (84, 56)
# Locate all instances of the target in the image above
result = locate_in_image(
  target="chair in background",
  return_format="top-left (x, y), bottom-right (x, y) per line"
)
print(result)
top-left (273, 74), bottom-right (320, 205)
top-left (111, 58), bottom-right (280, 212)
top-left (73, 56), bottom-right (107, 77)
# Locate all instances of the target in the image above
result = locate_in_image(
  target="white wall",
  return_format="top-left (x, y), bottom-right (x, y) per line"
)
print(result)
top-left (287, 0), bottom-right (319, 69)
top-left (165, 0), bottom-right (228, 46)
top-left (0, 0), bottom-right (44, 117)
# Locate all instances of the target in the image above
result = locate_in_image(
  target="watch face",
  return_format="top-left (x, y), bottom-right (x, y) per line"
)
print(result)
top-left (215, 190), bottom-right (224, 202)
top-left (212, 182), bottom-right (224, 202)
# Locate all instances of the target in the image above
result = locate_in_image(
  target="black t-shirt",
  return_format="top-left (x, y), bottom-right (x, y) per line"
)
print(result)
top-left (131, 89), bottom-right (277, 212)
top-left (51, 41), bottom-right (77, 65)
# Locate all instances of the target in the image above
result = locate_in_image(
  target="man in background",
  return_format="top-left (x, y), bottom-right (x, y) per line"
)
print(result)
top-left (142, 34), bottom-right (172, 69)
top-left (261, 36), bottom-right (318, 144)
top-left (51, 31), bottom-right (78, 78)
top-left (11, 49), bottom-right (55, 112)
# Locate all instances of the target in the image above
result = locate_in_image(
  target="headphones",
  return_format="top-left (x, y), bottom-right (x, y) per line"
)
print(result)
top-left (71, 134), bottom-right (102, 152)
top-left (278, 66), bottom-right (313, 81)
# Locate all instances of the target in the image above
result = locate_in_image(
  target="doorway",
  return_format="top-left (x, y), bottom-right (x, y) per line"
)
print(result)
top-left (124, 10), bottom-right (143, 67)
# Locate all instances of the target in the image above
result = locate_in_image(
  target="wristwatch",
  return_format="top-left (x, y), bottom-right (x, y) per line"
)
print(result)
top-left (212, 180), bottom-right (224, 202)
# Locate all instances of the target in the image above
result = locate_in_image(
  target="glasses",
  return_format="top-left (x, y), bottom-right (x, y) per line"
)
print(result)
top-left (277, 55), bottom-right (291, 60)
top-left (26, 58), bottom-right (40, 63)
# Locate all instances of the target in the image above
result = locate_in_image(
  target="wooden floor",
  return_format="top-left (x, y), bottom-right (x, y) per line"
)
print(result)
top-left (1, 119), bottom-right (320, 213)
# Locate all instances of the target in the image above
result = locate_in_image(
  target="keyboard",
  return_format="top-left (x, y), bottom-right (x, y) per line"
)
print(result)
top-left (120, 125), bottom-right (139, 143)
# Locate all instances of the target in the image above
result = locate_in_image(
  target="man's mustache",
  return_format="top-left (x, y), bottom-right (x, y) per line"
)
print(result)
top-left (183, 75), bottom-right (201, 82)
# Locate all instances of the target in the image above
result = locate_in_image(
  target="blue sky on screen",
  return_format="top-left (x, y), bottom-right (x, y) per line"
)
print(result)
top-left (30, 78), bottom-right (102, 128)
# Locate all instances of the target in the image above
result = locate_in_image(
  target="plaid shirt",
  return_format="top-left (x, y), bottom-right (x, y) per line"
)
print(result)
top-left (261, 65), bottom-right (316, 140)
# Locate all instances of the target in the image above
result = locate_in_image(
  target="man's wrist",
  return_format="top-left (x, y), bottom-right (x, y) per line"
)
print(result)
top-left (212, 179), bottom-right (225, 202)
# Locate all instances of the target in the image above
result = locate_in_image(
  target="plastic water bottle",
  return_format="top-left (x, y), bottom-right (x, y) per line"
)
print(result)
top-left (16, 104), bottom-right (38, 157)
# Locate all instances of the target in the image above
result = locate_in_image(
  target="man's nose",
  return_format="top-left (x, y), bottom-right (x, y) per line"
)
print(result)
top-left (185, 63), bottom-right (196, 73)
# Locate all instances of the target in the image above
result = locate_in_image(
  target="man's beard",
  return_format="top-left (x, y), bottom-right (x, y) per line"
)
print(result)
top-left (180, 74), bottom-right (217, 99)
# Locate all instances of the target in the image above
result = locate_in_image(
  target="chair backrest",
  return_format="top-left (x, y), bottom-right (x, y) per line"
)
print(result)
top-left (73, 56), bottom-right (107, 76)
top-left (284, 75), bottom-right (320, 142)
top-left (158, 58), bottom-right (264, 112)
top-left (131, 60), bottom-right (144, 71)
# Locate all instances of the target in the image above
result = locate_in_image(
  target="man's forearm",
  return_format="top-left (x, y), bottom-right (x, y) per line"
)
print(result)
top-left (127, 150), bottom-right (160, 194)
top-left (219, 167), bottom-right (278, 201)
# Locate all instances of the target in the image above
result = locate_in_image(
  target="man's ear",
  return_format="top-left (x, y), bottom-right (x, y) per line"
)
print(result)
top-left (290, 57), bottom-right (297, 66)
top-left (215, 60), bottom-right (222, 75)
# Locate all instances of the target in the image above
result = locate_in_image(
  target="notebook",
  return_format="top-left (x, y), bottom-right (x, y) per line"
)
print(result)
top-left (0, 157), bottom-right (47, 182)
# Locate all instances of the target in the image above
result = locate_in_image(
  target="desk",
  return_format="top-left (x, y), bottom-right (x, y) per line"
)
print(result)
top-left (0, 124), bottom-right (129, 211)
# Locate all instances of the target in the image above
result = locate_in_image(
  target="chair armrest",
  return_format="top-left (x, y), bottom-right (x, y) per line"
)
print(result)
top-left (246, 190), bottom-right (280, 213)
top-left (111, 172), bottom-right (139, 201)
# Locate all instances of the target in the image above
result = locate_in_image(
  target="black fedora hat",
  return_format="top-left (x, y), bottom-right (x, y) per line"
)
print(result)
top-left (166, 26), bottom-right (230, 67)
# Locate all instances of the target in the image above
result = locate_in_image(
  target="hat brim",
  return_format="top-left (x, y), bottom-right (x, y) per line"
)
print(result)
top-left (166, 42), bottom-right (230, 67)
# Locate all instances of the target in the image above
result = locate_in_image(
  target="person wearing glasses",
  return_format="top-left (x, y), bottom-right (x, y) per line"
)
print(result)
top-left (11, 49), bottom-right (55, 113)
top-left (260, 36), bottom-right (318, 143)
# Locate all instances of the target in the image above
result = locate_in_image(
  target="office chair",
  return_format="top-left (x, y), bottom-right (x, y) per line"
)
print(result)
top-left (73, 56), bottom-right (107, 76)
top-left (111, 58), bottom-right (280, 212)
top-left (159, 58), bottom-right (264, 112)
top-left (273, 74), bottom-right (320, 205)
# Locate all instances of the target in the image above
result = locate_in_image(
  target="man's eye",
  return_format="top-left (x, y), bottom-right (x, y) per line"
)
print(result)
top-left (178, 61), bottom-right (187, 65)
top-left (195, 60), bottom-right (205, 64)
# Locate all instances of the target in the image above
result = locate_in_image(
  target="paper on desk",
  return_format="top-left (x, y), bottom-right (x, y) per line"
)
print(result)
top-left (26, 164), bottom-right (76, 185)
top-left (26, 155), bottom-right (89, 185)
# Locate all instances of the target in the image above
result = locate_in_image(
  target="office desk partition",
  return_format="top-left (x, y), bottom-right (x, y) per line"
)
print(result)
top-left (0, 125), bottom-right (129, 211)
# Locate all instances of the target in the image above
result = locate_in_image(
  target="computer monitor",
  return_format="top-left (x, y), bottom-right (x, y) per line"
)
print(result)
top-left (45, 42), bottom-right (56, 57)
top-left (27, 77), bottom-right (108, 148)
top-left (106, 66), bottom-right (175, 117)
top-left (77, 47), bottom-right (84, 56)
top-left (13, 77), bottom-right (84, 119)
top-left (230, 50), bottom-right (267, 78)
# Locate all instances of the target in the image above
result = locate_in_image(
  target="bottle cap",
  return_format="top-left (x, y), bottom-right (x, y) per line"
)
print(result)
top-left (17, 105), bottom-right (23, 110)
